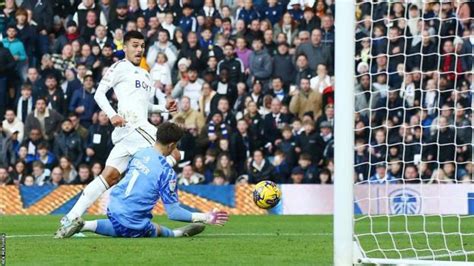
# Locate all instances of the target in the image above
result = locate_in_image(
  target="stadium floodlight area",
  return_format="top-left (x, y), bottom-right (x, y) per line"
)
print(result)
top-left (334, 1), bottom-right (473, 265)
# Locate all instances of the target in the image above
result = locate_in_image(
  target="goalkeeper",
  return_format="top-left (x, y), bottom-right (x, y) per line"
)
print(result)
top-left (61, 122), bottom-right (229, 238)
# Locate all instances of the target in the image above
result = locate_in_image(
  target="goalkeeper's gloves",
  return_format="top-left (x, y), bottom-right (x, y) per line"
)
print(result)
top-left (192, 209), bottom-right (229, 226)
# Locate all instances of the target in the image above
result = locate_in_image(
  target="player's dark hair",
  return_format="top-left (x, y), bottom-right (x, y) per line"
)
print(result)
top-left (124, 30), bottom-right (145, 44)
top-left (156, 122), bottom-right (185, 145)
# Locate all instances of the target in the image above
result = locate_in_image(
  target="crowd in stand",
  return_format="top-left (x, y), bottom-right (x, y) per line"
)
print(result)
top-left (0, 0), bottom-right (471, 187)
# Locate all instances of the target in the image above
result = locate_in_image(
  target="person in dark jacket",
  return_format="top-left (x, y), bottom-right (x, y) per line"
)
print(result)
top-left (247, 149), bottom-right (274, 184)
top-left (14, 8), bottom-right (38, 67)
top-left (107, 1), bottom-right (129, 32)
top-left (53, 119), bottom-right (84, 167)
top-left (21, 0), bottom-right (54, 32)
top-left (217, 42), bottom-right (245, 86)
top-left (69, 74), bottom-right (98, 127)
top-left (0, 42), bottom-right (16, 118)
top-left (294, 53), bottom-right (313, 86)
top-left (24, 98), bottom-right (63, 142)
top-left (299, 7), bottom-right (320, 32)
top-left (85, 111), bottom-right (113, 166)
top-left (272, 42), bottom-right (295, 88)
top-left (295, 153), bottom-right (319, 183)
top-left (41, 75), bottom-right (67, 115)
top-left (295, 28), bottom-right (333, 74)
top-left (230, 119), bottom-right (255, 175)
top-left (247, 38), bottom-right (273, 90)
top-left (267, 76), bottom-right (291, 106)
top-left (262, 98), bottom-right (291, 153)
top-left (238, 0), bottom-right (260, 25)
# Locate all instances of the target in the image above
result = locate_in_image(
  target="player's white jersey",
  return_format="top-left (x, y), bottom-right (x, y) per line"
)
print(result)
top-left (97, 59), bottom-right (154, 127)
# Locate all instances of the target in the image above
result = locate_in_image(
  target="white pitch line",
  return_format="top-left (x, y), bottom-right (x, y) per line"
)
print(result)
top-left (6, 233), bottom-right (332, 238)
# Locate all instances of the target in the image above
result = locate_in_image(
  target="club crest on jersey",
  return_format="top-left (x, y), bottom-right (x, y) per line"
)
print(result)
top-left (169, 179), bottom-right (177, 192)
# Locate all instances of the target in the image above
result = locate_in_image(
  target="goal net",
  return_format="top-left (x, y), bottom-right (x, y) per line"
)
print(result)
top-left (349, 1), bottom-right (473, 264)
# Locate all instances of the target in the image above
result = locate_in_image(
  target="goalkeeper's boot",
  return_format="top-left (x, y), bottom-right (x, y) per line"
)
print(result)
top-left (54, 217), bottom-right (85, 239)
top-left (175, 223), bottom-right (206, 237)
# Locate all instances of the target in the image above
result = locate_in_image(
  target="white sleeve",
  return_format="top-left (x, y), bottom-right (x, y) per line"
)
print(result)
top-left (148, 79), bottom-right (168, 113)
top-left (95, 66), bottom-right (120, 118)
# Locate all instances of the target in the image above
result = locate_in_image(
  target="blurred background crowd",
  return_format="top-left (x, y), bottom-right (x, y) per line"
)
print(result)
top-left (0, 0), bottom-right (472, 187)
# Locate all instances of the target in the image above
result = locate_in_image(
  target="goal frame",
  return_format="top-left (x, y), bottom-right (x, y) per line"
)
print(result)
top-left (333, 1), bottom-right (473, 265)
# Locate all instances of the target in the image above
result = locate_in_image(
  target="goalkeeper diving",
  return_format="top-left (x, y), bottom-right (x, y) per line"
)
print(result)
top-left (65, 122), bottom-right (229, 238)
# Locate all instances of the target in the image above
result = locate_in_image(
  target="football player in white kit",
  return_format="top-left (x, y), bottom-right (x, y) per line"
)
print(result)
top-left (55, 31), bottom-right (179, 238)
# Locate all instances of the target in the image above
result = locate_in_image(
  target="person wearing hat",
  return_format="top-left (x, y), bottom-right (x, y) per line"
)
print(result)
top-left (290, 166), bottom-right (306, 184)
top-left (69, 74), bottom-right (98, 128)
top-left (369, 163), bottom-right (397, 184)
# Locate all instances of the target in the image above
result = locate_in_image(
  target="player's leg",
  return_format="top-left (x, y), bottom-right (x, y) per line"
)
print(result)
top-left (81, 219), bottom-right (118, 237)
top-left (154, 223), bottom-right (206, 238)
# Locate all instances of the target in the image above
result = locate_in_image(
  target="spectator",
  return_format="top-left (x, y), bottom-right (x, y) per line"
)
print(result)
top-left (20, 128), bottom-right (43, 160)
top-left (0, 123), bottom-right (16, 168)
top-left (295, 153), bottom-right (319, 183)
top-left (75, 164), bottom-right (93, 184)
top-left (59, 156), bottom-right (77, 184)
top-left (51, 44), bottom-right (76, 75)
top-left (0, 167), bottom-right (12, 185)
top-left (247, 38), bottom-right (273, 89)
top-left (11, 160), bottom-right (27, 185)
top-left (73, 0), bottom-right (107, 32)
top-left (215, 153), bottom-right (237, 184)
top-left (172, 96), bottom-right (206, 134)
top-left (34, 142), bottom-right (56, 171)
top-left (294, 54), bottom-right (313, 86)
top-left (146, 29), bottom-right (178, 69)
top-left (318, 168), bottom-right (332, 184)
top-left (69, 74), bottom-right (98, 127)
top-left (198, 82), bottom-right (219, 117)
top-left (3, 109), bottom-right (24, 142)
top-left (238, 0), bottom-right (260, 25)
top-left (276, 126), bottom-right (297, 167)
top-left (40, 75), bottom-right (66, 115)
top-left (172, 68), bottom-right (204, 110)
top-left (369, 163), bottom-right (397, 184)
top-left (299, 7), bottom-right (320, 32)
top-left (273, 12), bottom-right (299, 45)
top-left (32, 161), bottom-right (50, 186)
top-left (91, 25), bottom-right (113, 50)
top-left (21, 0), bottom-right (54, 32)
top-left (295, 28), bottom-right (333, 73)
top-left (212, 170), bottom-right (228, 185)
top-left (2, 25), bottom-right (27, 81)
top-left (150, 53), bottom-right (173, 89)
top-left (247, 149), bottom-right (274, 184)
top-left (272, 149), bottom-right (291, 183)
top-left (53, 20), bottom-right (81, 54)
top-left (217, 42), bottom-right (245, 86)
top-left (22, 175), bottom-right (34, 186)
top-left (289, 78), bottom-right (322, 120)
top-left (85, 111), bottom-right (113, 165)
top-left (230, 119), bottom-right (255, 174)
top-left (91, 162), bottom-right (103, 179)
top-left (53, 119), bottom-right (84, 167)
top-left (263, 98), bottom-right (290, 152)
top-left (49, 167), bottom-right (64, 186)
top-left (290, 166), bottom-right (305, 184)
top-left (68, 112), bottom-right (89, 143)
top-left (272, 42), bottom-right (295, 88)
top-left (178, 164), bottom-right (205, 185)
top-left (0, 42), bottom-right (16, 118)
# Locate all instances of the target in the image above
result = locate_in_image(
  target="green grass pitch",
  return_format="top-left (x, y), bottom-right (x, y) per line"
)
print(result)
top-left (2, 215), bottom-right (474, 265)
top-left (1, 215), bottom-right (332, 265)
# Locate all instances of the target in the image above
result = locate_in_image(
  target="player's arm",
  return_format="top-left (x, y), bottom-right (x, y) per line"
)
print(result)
top-left (148, 88), bottom-right (177, 113)
top-left (95, 66), bottom-right (125, 126)
top-left (161, 169), bottom-right (228, 225)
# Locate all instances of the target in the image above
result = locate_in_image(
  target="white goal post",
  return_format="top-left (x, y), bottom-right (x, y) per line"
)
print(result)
top-left (334, 1), bottom-right (474, 265)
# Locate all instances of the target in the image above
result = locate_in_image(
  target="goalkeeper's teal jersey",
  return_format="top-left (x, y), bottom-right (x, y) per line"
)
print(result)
top-left (108, 147), bottom-right (179, 230)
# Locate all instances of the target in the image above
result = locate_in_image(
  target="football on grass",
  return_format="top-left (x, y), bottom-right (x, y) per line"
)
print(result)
top-left (253, 181), bottom-right (281, 209)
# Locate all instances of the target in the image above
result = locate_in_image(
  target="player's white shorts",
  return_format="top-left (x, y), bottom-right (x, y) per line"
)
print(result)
top-left (106, 123), bottom-right (157, 174)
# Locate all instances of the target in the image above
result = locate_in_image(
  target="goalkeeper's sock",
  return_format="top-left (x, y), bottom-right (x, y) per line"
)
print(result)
top-left (81, 220), bottom-right (98, 232)
top-left (66, 175), bottom-right (109, 221)
top-left (158, 225), bottom-right (176, 237)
